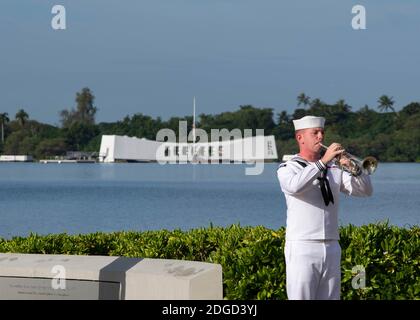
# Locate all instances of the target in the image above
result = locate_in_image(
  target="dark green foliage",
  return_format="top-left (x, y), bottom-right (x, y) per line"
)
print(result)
top-left (2, 120), bottom-right (64, 156)
top-left (340, 223), bottom-right (420, 300)
top-left (279, 99), bottom-right (420, 162)
top-left (15, 109), bottom-right (29, 127)
top-left (195, 105), bottom-right (276, 136)
top-left (63, 122), bottom-right (99, 151)
top-left (1, 223), bottom-right (418, 300)
top-left (34, 138), bottom-right (67, 158)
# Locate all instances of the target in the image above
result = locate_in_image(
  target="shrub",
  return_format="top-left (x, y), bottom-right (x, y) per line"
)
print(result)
top-left (0, 223), bottom-right (418, 299)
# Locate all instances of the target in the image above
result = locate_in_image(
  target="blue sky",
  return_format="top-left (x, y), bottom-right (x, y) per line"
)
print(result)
top-left (1, 0), bottom-right (419, 125)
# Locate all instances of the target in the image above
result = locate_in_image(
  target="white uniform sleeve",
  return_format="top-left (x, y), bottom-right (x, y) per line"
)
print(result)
top-left (340, 171), bottom-right (373, 197)
top-left (277, 160), bottom-right (325, 195)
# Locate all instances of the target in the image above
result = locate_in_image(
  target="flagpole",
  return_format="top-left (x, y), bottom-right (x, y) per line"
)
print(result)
top-left (193, 96), bottom-right (196, 145)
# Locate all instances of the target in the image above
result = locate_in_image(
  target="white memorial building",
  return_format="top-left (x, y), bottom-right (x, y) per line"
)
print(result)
top-left (99, 98), bottom-right (278, 163)
top-left (98, 134), bottom-right (278, 163)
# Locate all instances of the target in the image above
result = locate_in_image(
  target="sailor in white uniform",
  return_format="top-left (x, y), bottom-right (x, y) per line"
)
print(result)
top-left (277, 115), bottom-right (373, 300)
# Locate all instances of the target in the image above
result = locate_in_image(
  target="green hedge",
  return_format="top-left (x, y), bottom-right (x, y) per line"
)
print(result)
top-left (0, 223), bottom-right (419, 300)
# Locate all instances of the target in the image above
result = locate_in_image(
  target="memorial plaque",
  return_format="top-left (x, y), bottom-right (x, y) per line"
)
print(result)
top-left (0, 277), bottom-right (121, 300)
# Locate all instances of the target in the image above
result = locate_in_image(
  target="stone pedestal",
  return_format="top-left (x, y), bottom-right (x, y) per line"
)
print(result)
top-left (0, 253), bottom-right (223, 300)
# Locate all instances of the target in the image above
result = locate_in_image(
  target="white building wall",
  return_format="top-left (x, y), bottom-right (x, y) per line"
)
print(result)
top-left (99, 135), bottom-right (116, 162)
top-left (0, 155), bottom-right (33, 162)
top-left (99, 135), bottom-right (277, 163)
top-left (113, 136), bottom-right (159, 162)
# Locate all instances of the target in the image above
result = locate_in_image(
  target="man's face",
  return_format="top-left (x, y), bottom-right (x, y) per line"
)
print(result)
top-left (296, 127), bottom-right (324, 153)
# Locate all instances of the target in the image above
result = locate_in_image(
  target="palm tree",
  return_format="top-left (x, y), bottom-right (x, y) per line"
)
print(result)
top-left (15, 109), bottom-right (29, 127)
top-left (336, 99), bottom-right (351, 112)
top-left (377, 95), bottom-right (396, 113)
top-left (310, 98), bottom-right (323, 109)
top-left (0, 112), bottom-right (10, 143)
top-left (297, 93), bottom-right (311, 108)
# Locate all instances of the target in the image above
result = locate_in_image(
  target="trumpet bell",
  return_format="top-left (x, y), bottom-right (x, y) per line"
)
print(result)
top-left (362, 156), bottom-right (378, 175)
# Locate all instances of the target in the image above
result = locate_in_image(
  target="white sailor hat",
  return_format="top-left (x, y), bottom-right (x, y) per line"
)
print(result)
top-left (293, 115), bottom-right (325, 131)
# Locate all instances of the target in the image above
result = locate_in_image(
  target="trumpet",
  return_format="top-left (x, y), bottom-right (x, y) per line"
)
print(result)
top-left (319, 143), bottom-right (378, 176)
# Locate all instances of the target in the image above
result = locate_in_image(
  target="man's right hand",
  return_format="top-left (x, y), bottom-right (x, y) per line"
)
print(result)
top-left (321, 143), bottom-right (345, 165)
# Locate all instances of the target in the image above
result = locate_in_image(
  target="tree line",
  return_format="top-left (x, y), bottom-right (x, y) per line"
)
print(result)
top-left (1, 88), bottom-right (419, 162)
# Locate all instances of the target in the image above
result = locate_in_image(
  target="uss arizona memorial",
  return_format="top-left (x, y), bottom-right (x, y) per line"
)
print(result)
top-left (98, 134), bottom-right (278, 163)
top-left (99, 98), bottom-right (278, 163)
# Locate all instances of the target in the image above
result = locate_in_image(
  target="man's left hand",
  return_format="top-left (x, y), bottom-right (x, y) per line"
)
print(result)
top-left (339, 157), bottom-right (351, 167)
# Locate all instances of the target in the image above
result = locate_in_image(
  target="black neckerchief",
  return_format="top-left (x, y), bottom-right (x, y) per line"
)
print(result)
top-left (293, 157), bottom-right (334, 206)
top-left (318, 168), bottom-right (334, 206)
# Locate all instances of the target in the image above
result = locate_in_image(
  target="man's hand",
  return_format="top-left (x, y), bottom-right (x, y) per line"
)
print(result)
top-left (321, 143), bottom-right (345, 165)
top-left (339, 157), bottom-right (351, 167)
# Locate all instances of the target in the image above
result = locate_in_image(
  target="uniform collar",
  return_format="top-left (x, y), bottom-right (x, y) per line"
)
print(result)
top-left (291, 154), bottom-right (312, 164)
top-left (292, 154), bottom-right (335, 169)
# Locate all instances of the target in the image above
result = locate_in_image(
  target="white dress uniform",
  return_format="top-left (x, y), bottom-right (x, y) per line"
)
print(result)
top-left (277, 155), bottom-right (373, 299)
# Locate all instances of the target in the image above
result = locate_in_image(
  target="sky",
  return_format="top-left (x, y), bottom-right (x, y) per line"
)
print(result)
top-left (1, 0), bottom-right (419, 125)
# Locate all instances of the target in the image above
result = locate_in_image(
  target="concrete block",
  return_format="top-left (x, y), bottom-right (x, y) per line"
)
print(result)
top-left (0, 253), bottom-right (223, 300)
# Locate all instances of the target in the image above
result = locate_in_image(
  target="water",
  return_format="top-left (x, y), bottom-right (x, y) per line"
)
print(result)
top-left (0, 162), bottom-right (419, 238)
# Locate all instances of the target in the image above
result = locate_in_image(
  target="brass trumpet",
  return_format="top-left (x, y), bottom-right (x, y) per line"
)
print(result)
top-left (319, 143), bottom-right (378, 176)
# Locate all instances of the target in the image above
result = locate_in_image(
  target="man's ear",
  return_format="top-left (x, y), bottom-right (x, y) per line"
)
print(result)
top-left (295, 130), bottom-right (303, 143)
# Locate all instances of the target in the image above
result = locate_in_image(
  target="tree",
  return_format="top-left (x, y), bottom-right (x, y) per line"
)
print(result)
top-left (75, 87), bottom-right (97, 124)
top-left (60, 87), bottom-right (98, 127)
top-left (274, 111), bottom-right (294, 140)
top-left (297, 93), bottom-right (311, 108)
top-left (377, 95), bottom-right (396, 113)
top-left (35, 138), bottom-right (67, 159)
top-left (292, 108), bottom-right (308, 120)
top-left (277, 111), bottom-right (289, 125)
top-left (15, 109), bottom-right (29, 127)
top-left (236, 105), bottom-right (275, 135)
top-left (310, 98), bottom-right (324, 110)
top-left (356, 105), bottom-right (375, 127)
top-left (3, 131), bottom-right (24, 154)
top-left (400, 102), bottom-right (420, 116)
top-left (64, 122), bottom-right (99, 151)
top-left (0, 112), bottom-right (10, 143)
top-left (335, 99), bottom-right (351, 113)
top-left (327, 99), bottom-right (352, 124)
